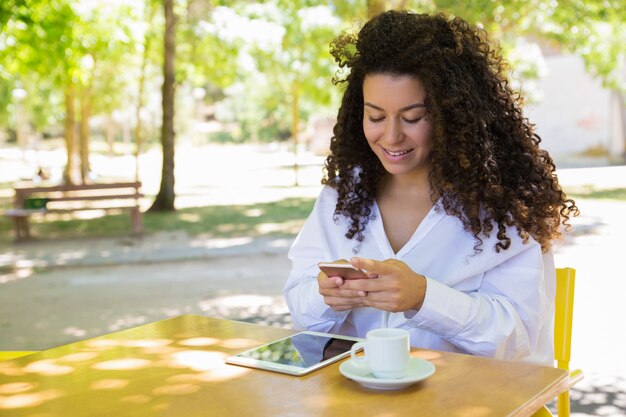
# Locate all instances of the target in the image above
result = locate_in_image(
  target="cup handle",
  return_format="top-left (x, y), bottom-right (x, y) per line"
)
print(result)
top-left (350, 342), bottom-right (367, 364)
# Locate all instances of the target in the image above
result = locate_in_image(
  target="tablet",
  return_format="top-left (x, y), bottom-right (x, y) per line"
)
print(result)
top-left (225, 331), bottom-right (364, 376)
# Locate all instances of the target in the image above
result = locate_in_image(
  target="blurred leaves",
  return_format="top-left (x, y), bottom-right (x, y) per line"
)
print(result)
top-left (429, 0), bottom-right (626, 91)
top-left (0, 0), bottom-right (624, 146)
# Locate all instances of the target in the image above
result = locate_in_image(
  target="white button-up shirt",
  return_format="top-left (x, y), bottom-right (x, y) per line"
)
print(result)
top-left (284, 186), bottom-right (555, 365)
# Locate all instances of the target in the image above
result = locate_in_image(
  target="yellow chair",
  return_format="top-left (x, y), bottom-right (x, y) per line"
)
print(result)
top-left (533, 267), bottom-right (584, 417)
top-left (0, 351), bottom-right (37, 361)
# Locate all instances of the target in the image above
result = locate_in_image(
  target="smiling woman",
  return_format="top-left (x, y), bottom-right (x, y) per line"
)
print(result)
top-left (362, 74), bottom-right (433, 180)
top-left (284, 10), bottom-right (579, 365)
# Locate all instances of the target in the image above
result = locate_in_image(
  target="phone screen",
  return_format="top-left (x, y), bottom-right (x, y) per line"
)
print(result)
top-left (232, 333), bottom-right (358, 368)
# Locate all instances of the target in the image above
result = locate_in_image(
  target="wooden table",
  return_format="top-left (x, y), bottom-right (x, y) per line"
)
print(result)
top-left (0, 315), bottom-right (567, 416)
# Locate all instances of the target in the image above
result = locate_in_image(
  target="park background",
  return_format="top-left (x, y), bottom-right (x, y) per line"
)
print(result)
top-left (1, 0), bottom-right (625, 415)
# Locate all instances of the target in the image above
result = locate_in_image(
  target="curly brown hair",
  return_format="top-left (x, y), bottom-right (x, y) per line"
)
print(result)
top-left (323, 10), bottom-right (578, 253)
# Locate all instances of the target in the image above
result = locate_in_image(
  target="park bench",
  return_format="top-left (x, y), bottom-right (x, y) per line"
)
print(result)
top-left (3, 182), bottom-right (143, 241)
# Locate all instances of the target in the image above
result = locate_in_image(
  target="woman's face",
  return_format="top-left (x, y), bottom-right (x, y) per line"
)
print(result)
top-left (362, 73), bottom-right (433, 178)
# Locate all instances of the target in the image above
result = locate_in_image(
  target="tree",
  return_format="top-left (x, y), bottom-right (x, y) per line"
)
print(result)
top-left (71, 3), bottom-right (137, 183)
top-left (2, 0), bottom-right (81, 183)
top-left (365, 0), bottom-right (412, 18)
top-left (1, 0), bottom-right (143, 183)
top-left (429, 0), bottom-right (626, 158)
top-left (2, 0), bottom-right (624, 193)
top-left (207, 2), bottom-right (343, 185)
top-left (274, 2), bottom-right (342, 185)
top-left (133, 2), bottom-right (159, 183)
top-left (149, 0), bottom-right (177, 211)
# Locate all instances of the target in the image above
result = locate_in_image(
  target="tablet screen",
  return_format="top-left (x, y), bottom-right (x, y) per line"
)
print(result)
top-left (233, 333), bottom-right (358, 369)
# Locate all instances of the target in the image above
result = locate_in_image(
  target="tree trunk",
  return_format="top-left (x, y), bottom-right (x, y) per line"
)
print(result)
top-left (134, 4), bottom-right (155, 183)
top-left (63, 83), bottom-right (76, 185)
top-left (609, 90), bottom-right (626, 161)
top-left (149, 0), bottom-right (176, 212)
top-left (367, 0), bottom-right (386, 18)
top-left (366, 0), bottom-right (410, 17)
top-left (79, 85), bottom-right (92, 184)
top-left (291, 81), bottom-right (300, 187)
top-left (105, 114), bottom-right (115, 156)
top-left (395, 0), bottom-right (410, 11)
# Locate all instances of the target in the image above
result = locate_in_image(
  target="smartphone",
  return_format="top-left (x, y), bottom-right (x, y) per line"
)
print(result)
top-left (318, 261), bottom-right (368, 280)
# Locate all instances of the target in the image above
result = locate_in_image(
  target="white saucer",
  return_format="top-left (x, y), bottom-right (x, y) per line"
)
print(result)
top-left (339, 357), bottom-right (435, 391)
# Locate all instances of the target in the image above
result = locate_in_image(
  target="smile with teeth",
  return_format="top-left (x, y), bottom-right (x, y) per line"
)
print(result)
top-left (382, 147), bottom-right (414, 157)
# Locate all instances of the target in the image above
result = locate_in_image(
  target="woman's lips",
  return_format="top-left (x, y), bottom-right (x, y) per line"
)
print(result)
top-left (382, 146), bottom-right (414, 157)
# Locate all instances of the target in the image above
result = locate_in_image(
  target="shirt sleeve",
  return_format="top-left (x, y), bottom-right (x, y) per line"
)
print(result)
top-left (405, 242), bottom-right (554, 361)
top-left (283, 187), bottom-right (350, 333)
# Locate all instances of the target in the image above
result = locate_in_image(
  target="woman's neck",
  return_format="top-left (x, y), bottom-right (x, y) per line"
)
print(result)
top-left (378, 168), bottom-right (433, 200)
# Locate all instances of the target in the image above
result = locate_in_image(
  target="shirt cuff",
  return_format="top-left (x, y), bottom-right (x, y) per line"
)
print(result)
top-left (405, 276), bottom-right (474, 338)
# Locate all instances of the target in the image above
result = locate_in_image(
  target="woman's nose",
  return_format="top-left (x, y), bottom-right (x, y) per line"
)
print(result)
top-left (383, 119), bottom-right (402, 143)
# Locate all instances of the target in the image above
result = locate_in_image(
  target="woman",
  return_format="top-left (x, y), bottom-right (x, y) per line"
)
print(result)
top-left (283, 10), bottom-right (578, 364)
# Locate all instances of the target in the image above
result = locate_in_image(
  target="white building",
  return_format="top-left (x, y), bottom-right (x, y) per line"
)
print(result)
top-left (525, 53), bottom-right (625, 167)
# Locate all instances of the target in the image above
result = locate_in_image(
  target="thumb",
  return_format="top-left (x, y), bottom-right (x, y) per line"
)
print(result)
top-left (319, 273), bottom-right (344, 288)
top-left (350, 257), bottom-right (388, 277)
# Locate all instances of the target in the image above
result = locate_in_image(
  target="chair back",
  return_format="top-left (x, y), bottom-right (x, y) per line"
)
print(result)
top-left (0, 351), bottom-right (36, 361)
top-left (554, 267), bottom-right (583, 417)
top-left (554, 267), bottom-right (576, 370)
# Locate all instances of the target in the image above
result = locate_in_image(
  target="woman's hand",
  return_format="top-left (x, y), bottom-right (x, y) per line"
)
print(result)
top-left (340, 257), bottom-right (427, 312)
top-left (317, 270), bottom-right (368, 311)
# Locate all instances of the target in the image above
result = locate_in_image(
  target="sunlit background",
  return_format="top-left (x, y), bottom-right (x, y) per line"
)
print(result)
top-left (1, 1), bottom-right (625, 416)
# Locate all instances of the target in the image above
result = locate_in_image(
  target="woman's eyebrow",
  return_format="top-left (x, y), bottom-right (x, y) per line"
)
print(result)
top-left (364, 102), bottom-right (427, 112)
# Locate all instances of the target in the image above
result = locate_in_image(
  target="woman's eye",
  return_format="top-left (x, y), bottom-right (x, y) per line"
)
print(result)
top-left (368, 116), bottom-right (385, 123)
top-left (403, 117), bottom-right (423, 124)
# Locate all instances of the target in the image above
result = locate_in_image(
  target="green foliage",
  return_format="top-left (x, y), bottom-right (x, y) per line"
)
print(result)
top-left (0, 0), bottom-right (76, 127)
top-left (0, 73), bottom-right (12, 127)
top-left (0, 0), bottom-right (32, 33)
top-left (0, 0), bottom-right (157, 137)
top-left (554, 2), bottom-right (625, 90)
top-left (430, 0), bottom-right (626, 91)
top-left (0, 0), bottom-right (624, 146)
top-left (204, 1), bottom-right (344, 142)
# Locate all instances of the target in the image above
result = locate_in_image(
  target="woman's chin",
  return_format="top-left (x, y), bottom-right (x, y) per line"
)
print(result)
top-left (380, 161), bottom-right (429, 177)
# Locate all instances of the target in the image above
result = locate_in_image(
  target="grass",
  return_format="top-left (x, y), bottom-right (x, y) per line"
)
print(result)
top-left (567, 187), bottom-right (626, 201)
top-left (0, 197), bottom-right (316, 242)
top-left (2, 186), bottom-right (624, 243)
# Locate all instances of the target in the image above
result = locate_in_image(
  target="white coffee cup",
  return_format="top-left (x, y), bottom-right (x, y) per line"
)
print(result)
top-left (350, 328), bottom-right (410, 379)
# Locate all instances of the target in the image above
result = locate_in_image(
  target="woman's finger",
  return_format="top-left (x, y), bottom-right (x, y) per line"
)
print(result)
top-left (319, 287), bottom-right (366, 298)
top-left (323, 296), bottom-right (365, 308)
top-left (339, 276), bottom-right (389, 293)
